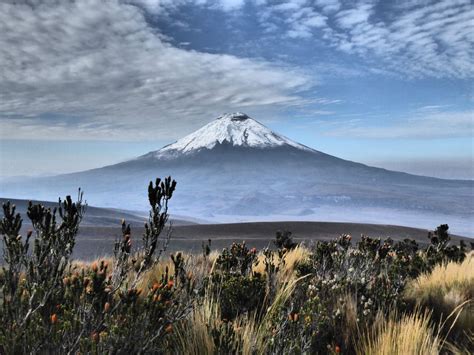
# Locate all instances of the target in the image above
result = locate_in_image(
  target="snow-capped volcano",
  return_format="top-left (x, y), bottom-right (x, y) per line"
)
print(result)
top-left (154, 112), bottom-right (312, 158)
top-left (1, 112), bottom-right (472, 236)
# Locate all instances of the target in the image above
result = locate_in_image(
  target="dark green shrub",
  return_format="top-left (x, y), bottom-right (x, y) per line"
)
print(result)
top-left (215, 241), bottom-right (257, 276)
top-left (426, 224), bottom-right (466, 268)
top-left (217, 273), bottom-right (265, 320)
top-left (0, 177), bottom-right (188, 354)
top-left (210, 242), bottom-right (265, 320)
top-left (274, 230), bottom-right (298, 251)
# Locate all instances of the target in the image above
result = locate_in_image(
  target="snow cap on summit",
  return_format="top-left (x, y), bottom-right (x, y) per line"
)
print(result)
top-left (154, 112), bottom-right (313, 157)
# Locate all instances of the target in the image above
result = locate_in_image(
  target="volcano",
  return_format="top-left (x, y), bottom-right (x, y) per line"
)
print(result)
top-left (1, 113), bottom-right (473, 236)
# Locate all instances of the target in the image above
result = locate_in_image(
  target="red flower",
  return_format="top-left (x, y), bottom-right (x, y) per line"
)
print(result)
top-left (50, 314), bottom-right (58, 324)
top-left (91, 262), bottom-right (98, 273)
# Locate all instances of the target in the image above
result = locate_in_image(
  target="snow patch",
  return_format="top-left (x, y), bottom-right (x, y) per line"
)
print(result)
top-left (154, 112), bottom-right (313, 158)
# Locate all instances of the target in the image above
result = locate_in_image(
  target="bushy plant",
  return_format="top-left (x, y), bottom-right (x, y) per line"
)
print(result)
top-left (0, 177), bottom-right (191, 354)
top-left (274, 230), bottom-right (298, 251)
top-left (209, 242), bottom-right (265, 320)
top-left (425, 224), bottom-right (466, 268)
top-left (266, 226), bottom-right (467, 353)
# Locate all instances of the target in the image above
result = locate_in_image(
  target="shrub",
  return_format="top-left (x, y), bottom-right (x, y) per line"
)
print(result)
top-left (269, 226), bottom-right (468, 353)
top-left (0, 177), bottom-right (190, 354)
top-left (274, 230), bottom-right (298, 251)
top-left (209, 242), bottom-right (265, 320)
top-left (425, 224), bottom-right (466, 268)
top-left (215, 241), bottom-right (257, 276)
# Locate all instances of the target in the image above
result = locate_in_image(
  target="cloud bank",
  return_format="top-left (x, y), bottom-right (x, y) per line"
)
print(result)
top-left (0, 0), bottom-right (310, 140)
top-left (1, 0), bottom-right (472, 142)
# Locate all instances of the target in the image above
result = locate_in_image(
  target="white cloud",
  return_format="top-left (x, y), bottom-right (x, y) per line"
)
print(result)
top-left (132, 0), bottom-right (247, 12)
top-left (0, 0), bottom-right (311, 140)
top-left (336, 3), bottom-right (373, 28)
top-left (314, 0), bottom-right (340, 13)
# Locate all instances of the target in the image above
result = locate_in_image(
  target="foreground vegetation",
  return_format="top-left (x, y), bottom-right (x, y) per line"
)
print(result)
top-left (0, 178), bottom-right (472, 354)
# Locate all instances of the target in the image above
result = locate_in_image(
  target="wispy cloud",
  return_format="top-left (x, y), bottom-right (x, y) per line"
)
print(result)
top-left (128, 0), bottom-right (474, 79)
top-left (326, 110), bottom-right (474, 139)
top-left (255, 0), bottom-right (474, 78)
top-left (0, 0), bottom-right (311, 140)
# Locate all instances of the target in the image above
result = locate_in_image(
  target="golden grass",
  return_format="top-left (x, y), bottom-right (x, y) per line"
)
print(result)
top-left (252, 245), bottom-right (310, 276)
top-left (405, 253), bottom-right (474, 330)
top-left (174, 264), bottom-right (303, 355)
top-left (242, 273), bottom-right (303, 354)
top-left (175, 294), bottom-right (222, 354)
top-left (357, 310), bottom-right (441, 355)
top-left (136, 259), bottom-right (174, 292)
top-left (282, 245), bottom-right (310, 273)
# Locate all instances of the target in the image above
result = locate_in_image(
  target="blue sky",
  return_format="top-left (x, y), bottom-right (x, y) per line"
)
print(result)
top-left (0, 0), bottom-right (472, 179)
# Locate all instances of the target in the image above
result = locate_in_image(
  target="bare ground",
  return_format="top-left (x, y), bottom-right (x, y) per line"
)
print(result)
top-left (69, 221), bottom-right (470, 260)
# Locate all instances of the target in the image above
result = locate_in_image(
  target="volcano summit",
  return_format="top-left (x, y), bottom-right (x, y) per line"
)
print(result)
top-left (152, 112), bottom-right (312, 157)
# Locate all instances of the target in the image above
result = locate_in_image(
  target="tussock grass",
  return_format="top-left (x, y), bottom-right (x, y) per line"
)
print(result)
top-left (357, 310), bottom-right (441, 355)
top-left (281, 245), bottom-right (310, 273)
top-left (174, 264), bottom-right (303, 354)
top-left (405, 252), bottom-right (474, 331)
top-left (341, 294), bottom-right (359, 347)
top-left (253, 245), bottom-right (309, 275)
top-left (175, 294), bottom-right (222, 354)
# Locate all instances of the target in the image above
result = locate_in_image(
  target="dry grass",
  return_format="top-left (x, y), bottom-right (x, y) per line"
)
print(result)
top-left (136, 259), bottom-right (174, 292)
top-left (357, 310), bottom-right (441, 355)
top-left (341, 294), bottom-right (360, 347)
top-left (71, 256), bottom-right (113, 271)
top-left (405, 252), bottom-right (474, 330)
top-left (175, 294), bottom-right (222, 354)
top-left (240, 273), bottom-right (303, 354)
top-left (281, 245), bottom-right (310, 273)
top-left (253, 245), bottom-right (310, 276)
top-left (174, 260), bottom-right (303, 355)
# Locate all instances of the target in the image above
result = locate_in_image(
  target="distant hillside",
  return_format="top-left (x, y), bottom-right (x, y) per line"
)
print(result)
top-left (0, 198), bottom-right (197, 227)
top-left (69, 221), bottom-right (470, 260)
